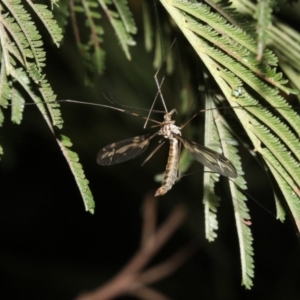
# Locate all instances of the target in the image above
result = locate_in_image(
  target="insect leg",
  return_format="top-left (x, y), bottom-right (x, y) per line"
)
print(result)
top-left (141, 140), bottom-right (165, 166)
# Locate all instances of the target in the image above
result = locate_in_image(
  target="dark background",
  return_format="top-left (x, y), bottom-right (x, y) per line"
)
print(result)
top-left (1, 1), bottom-right (300, 299)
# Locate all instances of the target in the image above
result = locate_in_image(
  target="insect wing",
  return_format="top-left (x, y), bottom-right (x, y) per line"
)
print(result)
top-left (177, 137), bottom-right (237, 178)
top-left (97, 133), bottom-right (157, 166)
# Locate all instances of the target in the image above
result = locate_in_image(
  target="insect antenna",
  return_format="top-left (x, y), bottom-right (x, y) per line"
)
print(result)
top-left (144, 0), bottom-right (178, 128)
top-left (143, 71), bottom-right (164, 130)
top-left (103, 92), bottom-right (165, 115)
top-left (56, 98), bottom-right (163, 126)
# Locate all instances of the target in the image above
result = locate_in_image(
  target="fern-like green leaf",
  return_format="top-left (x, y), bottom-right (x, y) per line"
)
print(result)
top-left (0, 56), bottom-right (11, 108)
top-left (233, 1), bottom-right (300, 78)
top-left (53, 0), bottom-right (69, 32)
top-left (58, 135), bottom-right (95, 214)
top-left (38, 78), bottom-right (63, 129)
top-left (142, 0), bottom-right (154, 52)
top-left (3, 0), bottom-right (46, 70)
top-left (0, 0), bottom-right (96, 213)
top-left (205, 89), bottom-right (253, 287)
top-left (266, 159), bottom-right (300, 228)
top-left (0, 14), bottom-right (32, 65)
top-left (216, 119), bottom-right (253, 288)
top-left (98, 0), bottom-right (136, 60)
top-left (11, 86), bottom-right (25, 124)
top-left (203, 181), bottom-right (220, 241)
top-left (158, 0), bottom-right (300, 287)
top-left (274, 192), bottom-right (286, 222)
top-left (253, 0), bottom-right (274, 60)
top-left (69, 0), bottom-right (136, 80)
top-left (203, 94), bottom-right (222, 242)
top-left (159, 0), bottom-right (300, 210)
top-left (0, 17), bottom-right (21, 75)
top-left (72, 0), bottom-right (105, 80)
top-left (28, 2), bottom-right (63, 47)
top-left (112, 0), bottom-right (137, 35)
top-left (0, 108), bottom-right (4, 127)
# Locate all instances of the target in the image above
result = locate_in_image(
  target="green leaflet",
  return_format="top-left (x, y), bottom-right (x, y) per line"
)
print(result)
top-left (59, 135), bottom-right (95, 214)
top-left (203, 95), bottom-right (222, 242)
top-left (28, 3), bottom-right (63, 47)
top-left (204, 91), bottom-right (253, 288)
top-left (71, 0), bottom-right (136, 82)
top-left (216, 117), bottom-right (254, 289)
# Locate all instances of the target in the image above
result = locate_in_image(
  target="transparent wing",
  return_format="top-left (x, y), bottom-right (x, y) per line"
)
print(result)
top-left (97, 133), bottom-right (157, 165)
top-left (177, 136), bottom-right (237, 178)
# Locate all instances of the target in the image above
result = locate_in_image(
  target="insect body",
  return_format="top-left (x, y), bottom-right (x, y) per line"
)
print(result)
top-left (97, 107), bottom-right (237, 197)
top-left (155, 136), bottom-right (179, 196)
top-left (154, 108), bottom-right (181, 196)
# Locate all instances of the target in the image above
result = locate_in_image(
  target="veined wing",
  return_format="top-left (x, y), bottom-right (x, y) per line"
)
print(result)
top-left (177, 136), bottom-right (237, 178)
top-left (97, 133), bottom-right (157, 166)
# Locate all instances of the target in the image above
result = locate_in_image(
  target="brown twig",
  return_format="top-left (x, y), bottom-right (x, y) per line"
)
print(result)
top-left (137, 243), bottom-right (198, 285)
top-left (130, 286), bottom-right (172, 300)
top-left (75, 204), bottom-right (189, 300)
top-left (141, 192), bottom-right (158, 245)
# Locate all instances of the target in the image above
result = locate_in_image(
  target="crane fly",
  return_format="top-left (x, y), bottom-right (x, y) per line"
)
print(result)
top-left (96, 69), bottom-right (237, 196)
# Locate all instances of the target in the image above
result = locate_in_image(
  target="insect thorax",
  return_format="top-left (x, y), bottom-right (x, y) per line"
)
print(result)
top-left (158, 111), bottom-right (181, 139)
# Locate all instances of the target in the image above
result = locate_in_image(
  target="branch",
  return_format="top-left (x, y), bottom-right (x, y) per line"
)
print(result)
top-left (75, 201), bottom-right (189, 300)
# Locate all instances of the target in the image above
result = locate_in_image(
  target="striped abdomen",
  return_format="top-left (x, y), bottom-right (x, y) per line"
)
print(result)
top-left (155, 138), bottom-right (179, 196)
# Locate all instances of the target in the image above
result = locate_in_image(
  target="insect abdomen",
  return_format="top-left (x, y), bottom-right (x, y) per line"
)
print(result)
top-left (155, 138), bottom-right (179, 196)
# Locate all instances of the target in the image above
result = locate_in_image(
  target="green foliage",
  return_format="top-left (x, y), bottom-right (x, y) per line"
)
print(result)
top-left (204, 91), bottom-right (253, 287)
top-left (219, 121), bottom-right (254, 289)
top-left (0, 0), bottom-right (94, 212)
top-left (28, 2), bottom-right (63, 47)
top-left (58, 135), bottom-right (95, 213)
top-left (203, 96), bottom-right (222, 242)
top-left (0, 0), bottom-right (63, 124)
top-left (0, 0), bottom-right (137, 212)
top-left (72, 0), bottom-right (105, 80)
top-left (70, 0), bottom-right (137, 82)
top-left (53, 0), bottom-right (69, 31)
top-left (142, 0), bottom-right (176, 73)
top-left (254, 0), bottom-right (275, 60)
top-left (159, 0), bottom-right (300, 288)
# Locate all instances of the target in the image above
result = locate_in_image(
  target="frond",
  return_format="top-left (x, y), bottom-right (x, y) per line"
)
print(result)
top-left (253, 0), bottom-right (275, 60)
top-left (142, 1), bottom-right (176, 74)
top-left (99, 0), bottom-right (137, 59)
top-left (159, 0), bottom-right (300, 287)
top-left (70, 0), bottom-right (137, 82)
top-left (205, 92), bottom-right (253, 287)
top-left (71, 0), bottom-right (105, 80)
top-left (3, 0), bottom-right (45, 70)
top-left (11, 86), bottom-right (25, 124)
top-left (234, 0), bottom-right (300, 99)
top-left (0, 0), bottom-right (63, 125)
top-left (0, 56), bottom-right (10, 109)
top-left (113, 0), bottom-right (137, 36)
top-left (39, 78), bottom-right (63, 129)
top-left (28, 2), bottom-right (63, 47)
top-left (53, 0), bottom-right (70, 32)
top-left (142, 0), bottom-right (153, 52)
top-left (203, 95), bottom-right (221, 242)
top-left (216, 117), bottom-right (254, 289)
top-left (58, 135), bottom-right (95, 214)
top-left (0, 0), bottom-right (94, 212)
